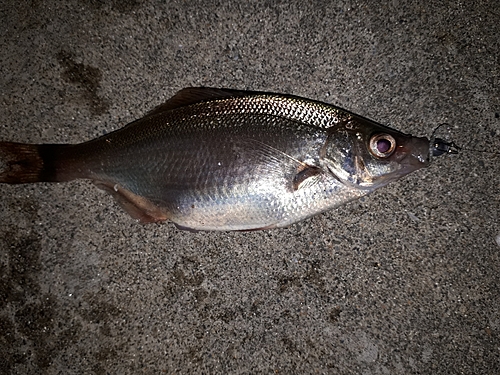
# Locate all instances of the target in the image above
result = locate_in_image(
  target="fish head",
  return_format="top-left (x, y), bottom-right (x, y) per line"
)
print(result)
top-left (322, 118), bottom-right (430, 191)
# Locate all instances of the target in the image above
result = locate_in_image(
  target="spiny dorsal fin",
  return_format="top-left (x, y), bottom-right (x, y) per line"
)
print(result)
top-left (147, 87), bottom-right (253, 116)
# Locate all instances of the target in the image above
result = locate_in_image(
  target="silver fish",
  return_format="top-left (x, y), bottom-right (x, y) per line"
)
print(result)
top-left (0, 88), bottom-right (433, 231)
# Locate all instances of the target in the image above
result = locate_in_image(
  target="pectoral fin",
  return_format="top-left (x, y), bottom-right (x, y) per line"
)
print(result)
top-left (292, 165), bottom-right (322, 191)
top-left (234, 137), bottom-right (323, 193)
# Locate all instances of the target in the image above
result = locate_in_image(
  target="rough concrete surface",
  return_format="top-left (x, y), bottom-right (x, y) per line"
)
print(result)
top-left (0, 1), bottom-right (499, 374)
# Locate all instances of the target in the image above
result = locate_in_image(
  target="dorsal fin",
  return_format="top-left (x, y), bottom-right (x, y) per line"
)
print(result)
top-left (147, 87), bottom-right (253, 116)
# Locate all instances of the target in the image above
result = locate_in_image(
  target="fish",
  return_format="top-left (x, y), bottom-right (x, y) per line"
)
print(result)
top-left (0, 87), bottom-right (435, 231)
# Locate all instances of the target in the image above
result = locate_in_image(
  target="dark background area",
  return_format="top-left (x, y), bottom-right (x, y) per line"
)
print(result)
top-left (1, 1), bottom-right (499, 373)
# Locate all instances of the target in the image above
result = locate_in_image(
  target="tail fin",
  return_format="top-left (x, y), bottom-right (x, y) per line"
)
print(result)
top-left (0, 142), bottom-right (73, 184)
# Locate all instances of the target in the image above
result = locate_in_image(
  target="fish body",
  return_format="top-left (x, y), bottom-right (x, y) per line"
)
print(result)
top-left (0, 88), bottom-right (431, 231)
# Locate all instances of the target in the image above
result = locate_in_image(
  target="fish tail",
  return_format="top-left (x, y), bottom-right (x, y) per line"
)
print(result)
top-left (0, 142), bottom-right (77, 184)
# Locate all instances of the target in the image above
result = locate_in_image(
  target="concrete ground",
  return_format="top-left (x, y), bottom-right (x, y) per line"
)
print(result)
top-left (1, 1), bottom-right (499, 374)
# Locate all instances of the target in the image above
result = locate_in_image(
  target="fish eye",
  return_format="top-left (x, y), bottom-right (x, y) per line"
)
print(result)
top-left (369, 133), bottom-right (396, 158)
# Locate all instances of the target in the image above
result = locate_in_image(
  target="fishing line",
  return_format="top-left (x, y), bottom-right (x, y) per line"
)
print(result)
top-left (431, 122), bottom-right (500, 156)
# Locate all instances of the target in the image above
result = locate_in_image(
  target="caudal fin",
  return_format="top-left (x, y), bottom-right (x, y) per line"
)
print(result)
top-left (0, 142), bottom-right (73, 184)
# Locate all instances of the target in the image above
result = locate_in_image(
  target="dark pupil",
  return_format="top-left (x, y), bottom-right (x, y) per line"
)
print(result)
top-left (377, 138), bottom-right (392, 153)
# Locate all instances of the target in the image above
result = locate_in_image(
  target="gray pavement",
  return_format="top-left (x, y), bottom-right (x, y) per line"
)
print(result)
top-left (0, 1), bottom-right (499, 374)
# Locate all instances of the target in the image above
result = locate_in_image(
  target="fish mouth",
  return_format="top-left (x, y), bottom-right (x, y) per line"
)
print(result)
top-left (396, 135), bottom-right (431, 171)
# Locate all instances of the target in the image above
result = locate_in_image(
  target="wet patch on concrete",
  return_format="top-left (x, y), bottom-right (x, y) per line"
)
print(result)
top-left (0, 233), bottom-right (81, 372)
top-left (57, 50), bottom-right (109, 115)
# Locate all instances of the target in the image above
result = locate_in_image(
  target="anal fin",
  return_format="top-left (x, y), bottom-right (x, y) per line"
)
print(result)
top-left (94, 181), bottom-right (168, 224)
top-left (237, 224), bottom-right (278, 232)
top-left (173, 223), bottom-right (200, 233)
